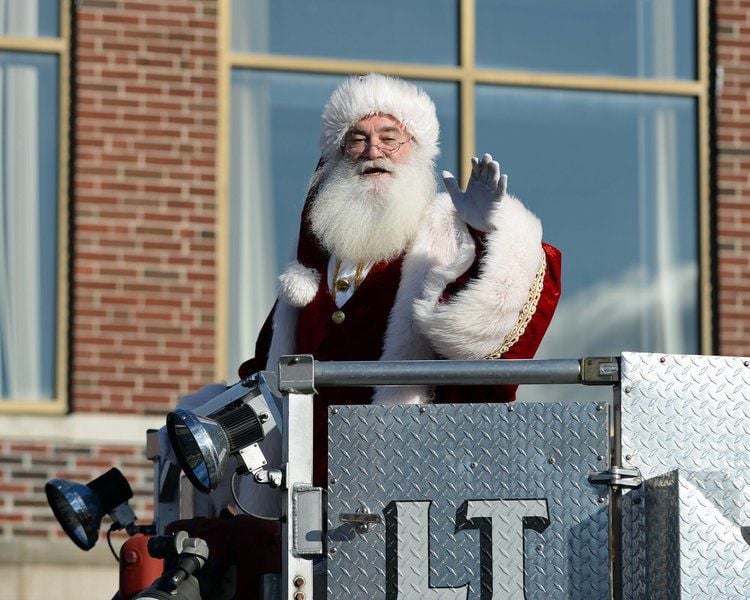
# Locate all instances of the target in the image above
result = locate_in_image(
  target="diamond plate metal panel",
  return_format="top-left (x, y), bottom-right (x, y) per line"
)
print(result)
top-left (620, 352), bottom-right (750, 599)
top-left (327, 401), bottom-right (609, 599)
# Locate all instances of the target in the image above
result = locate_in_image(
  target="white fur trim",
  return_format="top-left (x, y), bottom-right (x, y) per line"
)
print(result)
top-left (372, 193), bottom-right (472, 405)
top-left (413, 194), bottom-right (544, 360)
top-left (320, 74), bottom-right (440, 162)
top-left (278, 260), bottom-right (320, 307)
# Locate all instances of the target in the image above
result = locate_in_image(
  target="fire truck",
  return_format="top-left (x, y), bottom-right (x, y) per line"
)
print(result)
top-left (46, 352), bottom-right (750, 599)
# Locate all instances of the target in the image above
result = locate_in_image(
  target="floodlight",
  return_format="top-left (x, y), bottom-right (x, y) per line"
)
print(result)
top-left (45, 467), bottom-right (136, 551)
top-left (165, 375), bottom-right (280, 494)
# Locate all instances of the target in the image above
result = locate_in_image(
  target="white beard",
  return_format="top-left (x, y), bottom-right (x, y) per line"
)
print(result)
top-left (309, 150), bottom-right (437, 263)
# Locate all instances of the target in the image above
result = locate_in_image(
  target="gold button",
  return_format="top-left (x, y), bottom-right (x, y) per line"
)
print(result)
top-left (335, 278), bottom-right (351, 292)
top-left (331, 310), bottom-right (345, 324)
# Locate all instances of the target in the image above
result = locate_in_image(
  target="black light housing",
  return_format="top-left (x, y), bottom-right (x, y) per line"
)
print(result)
top-left (45, 467), bottom-right (135, 551)
top-left (166, 402), bottom-right (265, 494)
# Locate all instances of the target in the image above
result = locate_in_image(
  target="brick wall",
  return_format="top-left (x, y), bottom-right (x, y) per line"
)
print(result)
top-left (0, 440), bottom-right (153, 544)
top-left (73, 0), bottom-right (219, 415)
top-left (0, 0), bottom-right (220, 556)
top-left (3, 1), bottom-right (745, 589)
top-left (716, 1), bottom-right (750, 355)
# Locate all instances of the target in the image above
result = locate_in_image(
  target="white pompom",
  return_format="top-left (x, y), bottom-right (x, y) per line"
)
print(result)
top-left (278, 261), bottom-right (320, 307)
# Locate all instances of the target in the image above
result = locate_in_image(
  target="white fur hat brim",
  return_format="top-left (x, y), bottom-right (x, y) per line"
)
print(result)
top-left (320, 73), bottom-right (439, 162)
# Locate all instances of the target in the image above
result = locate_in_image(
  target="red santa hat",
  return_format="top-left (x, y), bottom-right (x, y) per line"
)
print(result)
top-left (278, 74), bottom-right (440, 308)
top-left (319, 73), bottom-right (440, 162)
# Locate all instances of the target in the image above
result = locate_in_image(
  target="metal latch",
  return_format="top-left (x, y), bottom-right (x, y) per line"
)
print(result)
top-left (588, 466), bottom-right (642, 489)
top-left (339, 506), bottom-right (382, 533)
top-left (580, 356), bottom-right (620, 385)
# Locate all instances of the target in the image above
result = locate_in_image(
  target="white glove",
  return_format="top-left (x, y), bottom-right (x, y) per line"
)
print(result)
top-left (442, 153), bottom-right (507, 232)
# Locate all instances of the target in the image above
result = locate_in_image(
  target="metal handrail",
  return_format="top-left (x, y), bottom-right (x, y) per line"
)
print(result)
top-left (278, 356), bottom-right (620, 393)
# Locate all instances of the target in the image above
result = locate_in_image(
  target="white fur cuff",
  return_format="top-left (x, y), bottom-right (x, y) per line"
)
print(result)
top-left (278, 261), bottom-right (320, 307)
top-left (414, 194), bottom-right (544, 360)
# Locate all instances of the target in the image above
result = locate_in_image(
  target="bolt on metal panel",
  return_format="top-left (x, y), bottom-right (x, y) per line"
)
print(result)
top-left (327, 401), bottom-right (609, 599)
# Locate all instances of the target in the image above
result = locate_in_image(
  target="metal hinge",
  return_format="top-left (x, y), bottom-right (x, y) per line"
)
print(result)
top-left (588, 466), bottom-right (642, 489)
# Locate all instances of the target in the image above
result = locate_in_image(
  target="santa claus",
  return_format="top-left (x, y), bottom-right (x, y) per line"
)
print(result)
top-left (163, 74), bottom-right (561, 596)
top-left (237, 73), bottom-right (561, 489)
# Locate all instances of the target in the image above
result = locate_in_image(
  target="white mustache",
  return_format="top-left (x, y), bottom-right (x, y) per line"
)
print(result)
top-left (355, 159), bottom-right (393, 174)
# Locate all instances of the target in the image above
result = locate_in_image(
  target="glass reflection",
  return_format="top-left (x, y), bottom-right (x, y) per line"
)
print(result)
top-left (0, 0), bottom-right (59, 38)
top-left (232, 0), bottom-right (459, 65)
top-left (0, 52), bottom-right (59, 399)
top-left (228, 71), bottom-right (458, 377)
top-left (476, 0), bottom-right (695, 79)
top-left (475, 85), bottom-right (698, 368)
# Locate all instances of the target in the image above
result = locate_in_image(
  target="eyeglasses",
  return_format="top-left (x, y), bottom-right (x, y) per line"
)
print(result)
top-left (342, 134), bottom-right (410, 157)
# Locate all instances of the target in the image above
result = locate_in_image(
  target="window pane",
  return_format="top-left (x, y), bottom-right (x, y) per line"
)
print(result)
top-left (232, 0), bottom-right (459, 65)
top-left (476, 0), bottom-right (696, 79)
top-left (0, 52), bottom-right (59, 399)
top-left (228, 70), bottom-right (458, 377)
top-left (475, 85), bottom-right (698, 381)
top-left (421, 81), bottom-right (459, 178)
top-left (0, 0), bottom-right (59, 38)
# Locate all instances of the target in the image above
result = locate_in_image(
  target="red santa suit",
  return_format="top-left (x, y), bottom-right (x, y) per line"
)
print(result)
top-left (166, 74), bottom-right (561, 599)
top-left (236, 73), bottom-right (561, 492)
top-left (240, 187), bottom-right (561, 488)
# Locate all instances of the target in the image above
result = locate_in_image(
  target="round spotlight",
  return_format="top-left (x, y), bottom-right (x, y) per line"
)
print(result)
top-left (45, 468), bottom-right (134, 551)
top-left (166, 403), bottom-right (264, 494)
top-left (166, 409), bottom-right (229, 493)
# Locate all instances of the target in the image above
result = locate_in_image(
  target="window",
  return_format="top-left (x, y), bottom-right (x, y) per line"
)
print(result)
top-left (0, 1), bottom-right (69, 410)
top-left (475, 0), bottom-right (696, 79)
top-left (475, 87), bottom-right (699, 357)
top-left (226, 70), bottom-right (458, 372)
top-left (222, 0), bottom-right (709, 385)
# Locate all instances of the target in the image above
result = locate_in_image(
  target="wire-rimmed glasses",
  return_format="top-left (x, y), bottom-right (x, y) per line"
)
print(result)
top-left (342, 134), bottom-right (410, 158)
